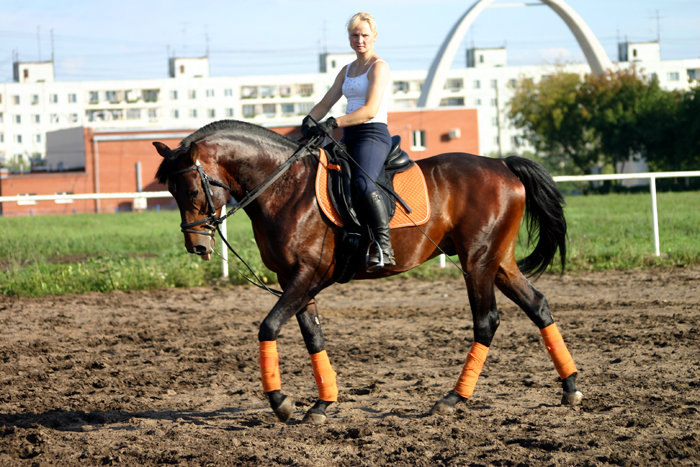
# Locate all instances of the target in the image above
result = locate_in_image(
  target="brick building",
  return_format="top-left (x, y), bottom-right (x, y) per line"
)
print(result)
top-left (0, 107), bottom-right (478, 216)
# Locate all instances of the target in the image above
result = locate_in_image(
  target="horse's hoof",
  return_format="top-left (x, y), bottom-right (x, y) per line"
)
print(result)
top-left (302, 411), bottom-right (327, 425)
top-left (273, 396), bottom-right (294, 422)
top-left (429, 399), bottom-right (455, 415)
top-left (561, 390), bottom-right (583, 406)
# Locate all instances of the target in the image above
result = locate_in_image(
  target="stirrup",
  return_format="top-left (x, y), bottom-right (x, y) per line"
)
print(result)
top-left (366, 240), bottom-right (395, 272)
top-left (366, 239), bottom-right (385, 270)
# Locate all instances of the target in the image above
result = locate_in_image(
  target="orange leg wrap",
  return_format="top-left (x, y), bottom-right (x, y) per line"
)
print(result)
top-left (259, 340), bottom-right (281, 392)
top-left (310, 350), bottom-right (338, 402)
top-left (454, 342), bottom-right (489, 399)
top-left (540, 323), bottom-right (577, 379)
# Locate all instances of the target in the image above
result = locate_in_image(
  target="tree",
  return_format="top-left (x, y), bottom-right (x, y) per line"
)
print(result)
top-left (579, 68), bottom-right (671, 171)
top-left (508, 72), bottom-right (599, 175)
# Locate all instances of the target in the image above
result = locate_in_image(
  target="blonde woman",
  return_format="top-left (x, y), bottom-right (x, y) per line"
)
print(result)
top-left (301, 12), bottom-right (394, 271)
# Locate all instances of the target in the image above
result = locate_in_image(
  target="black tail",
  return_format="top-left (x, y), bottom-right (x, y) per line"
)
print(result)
top-left (504, 156), bottom-right (566, 277)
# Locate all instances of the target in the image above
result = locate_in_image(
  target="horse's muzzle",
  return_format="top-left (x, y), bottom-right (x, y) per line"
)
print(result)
top-left (193, 244), bottom-right (212, 261)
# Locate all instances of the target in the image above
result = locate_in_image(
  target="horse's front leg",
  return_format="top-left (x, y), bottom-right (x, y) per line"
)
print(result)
top-left (258, 288), bottom-right (314, 423)
top-left (296, 299), bottom-right (337, 424)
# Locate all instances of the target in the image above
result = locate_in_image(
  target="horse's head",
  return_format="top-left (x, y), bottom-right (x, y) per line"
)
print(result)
top-left (154, 140), bottom-right (230, 260)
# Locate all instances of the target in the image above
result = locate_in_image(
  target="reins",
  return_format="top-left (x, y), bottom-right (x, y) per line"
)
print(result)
top-left (173, 135), bottom-right (323, 296)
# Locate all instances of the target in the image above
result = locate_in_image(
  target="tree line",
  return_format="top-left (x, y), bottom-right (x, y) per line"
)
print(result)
top-left (508, 68), bottom-right (700, 177)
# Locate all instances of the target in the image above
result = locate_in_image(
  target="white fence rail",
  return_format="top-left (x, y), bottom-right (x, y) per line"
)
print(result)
top-left (2, 171), bottom-right (699, 276)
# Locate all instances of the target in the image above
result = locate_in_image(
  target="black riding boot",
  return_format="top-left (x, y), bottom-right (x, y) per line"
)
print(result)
top-left (364, 191), bottom-right (396, 272)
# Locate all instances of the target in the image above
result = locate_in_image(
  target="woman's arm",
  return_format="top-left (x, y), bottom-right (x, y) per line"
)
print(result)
top-left (335, 60), bottom-right (389, 127)
top-left (307, 66), bottom-right (346, 121)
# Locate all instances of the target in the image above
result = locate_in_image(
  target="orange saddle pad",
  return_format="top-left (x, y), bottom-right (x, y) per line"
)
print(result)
top-left (315, 148), bottom-right (430, 229)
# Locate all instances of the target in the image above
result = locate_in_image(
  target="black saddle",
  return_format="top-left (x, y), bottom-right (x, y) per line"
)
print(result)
top-left (323, 135), bottom-right (414, 283)
top-left (324, 135), bottom-right (413, 231)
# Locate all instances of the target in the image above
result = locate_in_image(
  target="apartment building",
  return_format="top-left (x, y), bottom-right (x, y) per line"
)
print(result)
top-left (1, 42), bottom-right (698, 165)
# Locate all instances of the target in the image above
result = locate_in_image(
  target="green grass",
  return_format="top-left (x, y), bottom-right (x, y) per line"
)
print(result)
top-left (1, 190), bottom-right (698, 297)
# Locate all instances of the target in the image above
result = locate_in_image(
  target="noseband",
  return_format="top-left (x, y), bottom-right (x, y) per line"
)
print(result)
top-left (171, 135), bottom-right (322, 237)
top-left (172, 161), bottom-right (231, 237)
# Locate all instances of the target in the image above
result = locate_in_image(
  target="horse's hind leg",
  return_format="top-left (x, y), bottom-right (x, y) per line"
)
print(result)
top-left (496, 259), bottom-right (583, 405)
top-left (295, 299), bottom-right (338, 424)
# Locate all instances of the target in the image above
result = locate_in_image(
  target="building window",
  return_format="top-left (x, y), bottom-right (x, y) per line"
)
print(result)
top-left (143, 89), bottom-right (159, 102)
top-left (12, 95), bottom-right (20, 105)
top-left (411, 130), bottom-right (426, 151)
top-left (89, 91), bottom-right (99, 104)
top-left (262, 103), bottom-right (276, 117)
top-left (668, 71), bottom-right (680, 81)
top-left (50, 114), bottom-right (59, 124)
top-left (393, 81), bottom-right (409, 93)
top-left (34, 114), bottom-right (40, 124)
top-left (148, 109), bottom-right (158, 120)
top-left (68, 93), bottom-right (77, 103)
top-left (242, 104), bottom-right (256, 118)
top-left (207, 109), bottom-right (216, 118)
top-left (35, 134), bottom-right (41, 143)
top-left (473, 80), bottom-right (481, 89)
top-left (188, 89), bottom-right (197, 99)
top-left (70, 113), bottom-right (79, 123)
top-left (261, 86), bottom-right (276, 98)
top-left (298, 84), bottom-right (314, 97)
top-left (444, 78), bottom-right (463, 91)
top-left (440, 97), bottom-right (464, 106)
top-left (225, 108), bottom-right (235, 117)
top-left (491, 79), bottom-right (498, 89)
top-left (33, 94), bottom-right (41, 105)
top-left (50, 94), bottom-right (58, 104)
top-left (190, 109), bottom-right (198, 118)
top-left (170, 90), bottom-right (179, 100)
top-left (279, 85), bottom-right (292, 98)
top-left (127, 109), bottom-right (141, 120)
top-left (206, 89), bottom-right (215, 98)
top-left (0, 112), bottom-right (3, 123)
top-left (172, 109), bottom-right (180, 119)
top-left (105, 90), bottom-right (120, 103)
top-left (296, 102), bottom-right (313, 115)
top-left (281, 103), bottom-right (295, 116)
top-left (491, 98), bottom-right (498, 106)
top-left (224, 88), bottom-right (233, 97)
top-left (16, 134), bottom-right (22, 143)
top-left (15, 115), bottom-right (21, 124)
top-left (241, 86), bottom-right (258, 99)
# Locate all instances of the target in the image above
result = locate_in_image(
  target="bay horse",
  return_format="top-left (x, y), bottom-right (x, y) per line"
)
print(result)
top-left (153, 119), bottom-right (583, 424)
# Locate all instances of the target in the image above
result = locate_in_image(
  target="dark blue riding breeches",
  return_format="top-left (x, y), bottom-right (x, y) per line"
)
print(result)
top-left (343, 123), bottom-right (392, 196)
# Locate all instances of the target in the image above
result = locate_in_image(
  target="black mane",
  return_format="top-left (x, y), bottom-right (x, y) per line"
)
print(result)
top-left (180, 119), bottom-right (295, 149)
top-left (156, 120), bottom-right (297, 184)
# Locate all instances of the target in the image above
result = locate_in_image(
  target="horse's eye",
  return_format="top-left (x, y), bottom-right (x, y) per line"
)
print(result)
top-left (188, 189), bottom-right (199, 199)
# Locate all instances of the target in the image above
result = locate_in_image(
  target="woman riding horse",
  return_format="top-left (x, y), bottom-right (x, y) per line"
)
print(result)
top-left (302, 12), bottom-right (395, 272)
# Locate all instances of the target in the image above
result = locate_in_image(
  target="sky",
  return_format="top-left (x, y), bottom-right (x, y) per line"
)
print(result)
top-left (0, 0), bottom-right (698, 83)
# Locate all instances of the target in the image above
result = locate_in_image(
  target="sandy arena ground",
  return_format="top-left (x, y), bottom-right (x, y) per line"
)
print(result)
top-left (0, 267), bottom-right (698, 465)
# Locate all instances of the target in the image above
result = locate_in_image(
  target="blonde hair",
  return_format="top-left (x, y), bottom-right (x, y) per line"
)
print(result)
top-left (347, 12), bottom-right (377, 34)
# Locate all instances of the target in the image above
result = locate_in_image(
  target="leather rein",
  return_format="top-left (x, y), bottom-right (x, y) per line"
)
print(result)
top-left (170, 135), bottom-right (322, 296)
top-left (172, 134), bottom-right (322, 237)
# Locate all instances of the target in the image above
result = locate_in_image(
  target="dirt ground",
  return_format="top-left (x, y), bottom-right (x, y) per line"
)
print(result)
top-left (0, 267), bottom-right (698, 465)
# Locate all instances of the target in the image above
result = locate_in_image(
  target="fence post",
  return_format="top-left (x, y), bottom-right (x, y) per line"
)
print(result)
top-left (650, 176), bottom-right (661, 257)
top-left (220, 217), bottom-right (229, 279)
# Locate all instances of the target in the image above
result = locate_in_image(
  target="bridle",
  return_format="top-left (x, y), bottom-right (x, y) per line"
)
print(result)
top-left (171, 134), bottom-right (322, 237)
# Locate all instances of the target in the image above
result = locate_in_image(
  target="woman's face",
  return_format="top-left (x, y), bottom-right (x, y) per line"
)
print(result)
top-left (348, 21), bottom-right (376, 55)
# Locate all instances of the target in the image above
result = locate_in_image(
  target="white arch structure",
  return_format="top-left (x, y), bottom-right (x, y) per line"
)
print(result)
top-left (417, 0), bottom-right (612, 108)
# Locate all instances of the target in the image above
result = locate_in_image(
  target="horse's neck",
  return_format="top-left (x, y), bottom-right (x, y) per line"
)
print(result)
top-left (225, 139), bottom-right (312, 218)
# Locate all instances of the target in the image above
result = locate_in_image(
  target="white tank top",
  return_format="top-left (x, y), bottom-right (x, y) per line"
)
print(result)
top-left (342, 59), bottom-right (390, 124)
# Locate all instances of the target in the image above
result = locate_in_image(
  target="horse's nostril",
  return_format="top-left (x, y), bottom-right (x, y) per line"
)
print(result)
top-left (194, 245), bottom-right (208, 255)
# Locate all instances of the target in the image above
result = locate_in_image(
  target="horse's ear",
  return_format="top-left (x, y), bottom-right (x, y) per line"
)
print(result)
top-left (188, 141), bottom-right (200, 165)
top-left (153, 141), bottom-right (172, 158)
